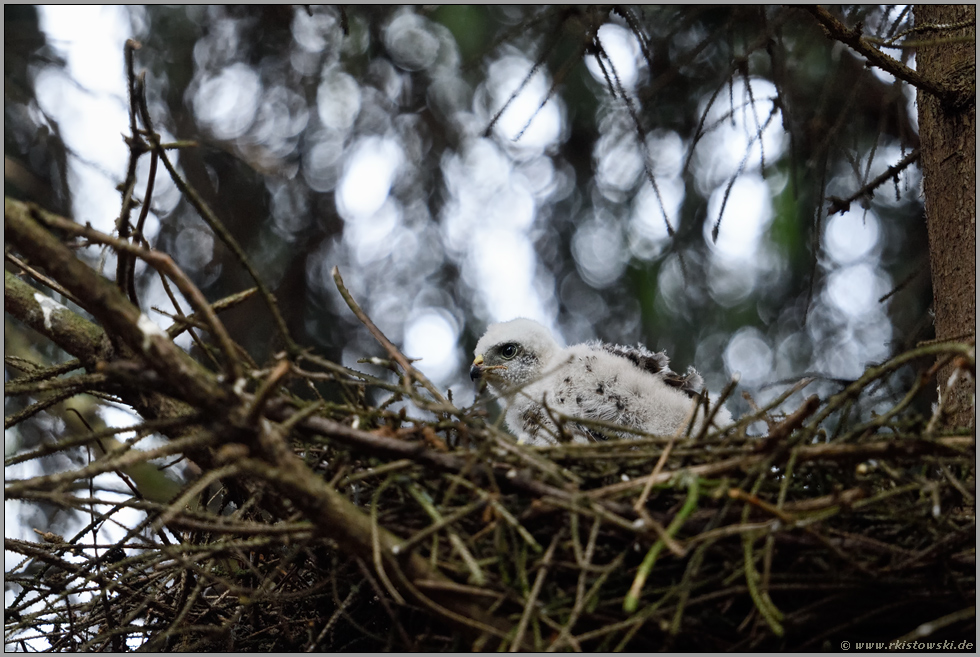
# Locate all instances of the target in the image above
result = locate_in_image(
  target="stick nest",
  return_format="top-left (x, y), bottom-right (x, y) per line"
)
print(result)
top-left (4, 287), bottom-right (975, 650)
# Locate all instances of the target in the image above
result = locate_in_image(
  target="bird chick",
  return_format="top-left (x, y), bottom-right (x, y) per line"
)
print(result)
top-left (470, 318), bottom-right (731, 446)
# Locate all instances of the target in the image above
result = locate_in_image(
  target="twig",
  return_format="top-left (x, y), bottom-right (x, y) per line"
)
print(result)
top-left (624, 472), bottom-right (699, 613)
top-left (125, 118), bottom-right (158, 307)
top-left (331, 266), bottom-right (447, 403)
top-left (5, 252), bottom-right (84, 309)
top-left (758, 394), bottom-right (820, 448)
top-left (3, 357), bottom-right (83, 385)
top-left (116, 40), bottom-right (147, 308)
top-left (406, 481), bottom-right (485, 585)
top-left (5, 387), bottom-right (95, 430)
top-left (395, 498), bottom-right (488, 556)
top-left (586, 434), bottom-right (972, 500)
top-left (17, 200), bottom-right (243, 385)
top-left (158, 287), bottom-right (257, 338)
top-left (801, 6), bottom-right (964, 107)
top-left (143, 127), bottom-right (299, 356)
top-left (634, 433), bottom-right (676, 511)
top-left (826, 148), bottom-right (920, 215)
top-left (483, 16), bottom-right (572, 139)
top-left (682, 13), bottom-right (792, 177)
top-left (5, 415), bottom-right (201, 467)
top-left (4, 430), bottom-right (217, 499)
top-left (509, 531), bottom-right (561, 651)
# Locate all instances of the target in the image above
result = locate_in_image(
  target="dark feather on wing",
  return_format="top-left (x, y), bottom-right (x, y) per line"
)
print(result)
top-left (597, 342), bottom-right (704, 398)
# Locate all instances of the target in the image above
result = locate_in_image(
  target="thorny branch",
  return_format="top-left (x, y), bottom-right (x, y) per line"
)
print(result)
top-left (802, 5), bottom-right (974, 109)
top-left (826, 147), bottom-right (921, 215)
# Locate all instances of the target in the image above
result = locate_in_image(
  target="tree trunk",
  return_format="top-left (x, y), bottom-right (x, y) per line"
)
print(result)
top-left (915, 4), bottom-right (976, 428)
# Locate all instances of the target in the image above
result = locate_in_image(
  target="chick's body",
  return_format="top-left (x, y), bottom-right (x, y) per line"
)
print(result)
top-left (471, 318), bottom-right (730, 446)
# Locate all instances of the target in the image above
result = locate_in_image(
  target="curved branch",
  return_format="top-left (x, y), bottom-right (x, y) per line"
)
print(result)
top-left (802, 6), bottom-right (969, 108)
top-left (4, 198), bottom-right (234, 410)
top-left (143, 126), bottom-right (300, 356)
top-left (332, 266), bottom-right (448, 404)
top-left (32, 202), bottom-right (242, 381)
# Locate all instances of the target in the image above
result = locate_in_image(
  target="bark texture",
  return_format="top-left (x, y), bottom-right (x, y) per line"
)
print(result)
top-left (915, 4), bottom-right (976, 428)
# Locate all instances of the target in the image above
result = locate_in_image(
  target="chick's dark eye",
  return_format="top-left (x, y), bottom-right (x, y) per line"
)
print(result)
top-left (500, 344), bottom-right (519, 359)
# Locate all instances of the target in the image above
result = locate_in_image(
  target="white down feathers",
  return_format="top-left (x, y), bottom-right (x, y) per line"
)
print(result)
top-left (471, 318), bottom-right (731, 446)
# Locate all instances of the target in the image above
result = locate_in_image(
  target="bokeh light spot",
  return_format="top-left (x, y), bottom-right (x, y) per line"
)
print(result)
top-left (403, 310), bottom-right (460, 384)
top-left (193, 63), bottom-right (262, 140)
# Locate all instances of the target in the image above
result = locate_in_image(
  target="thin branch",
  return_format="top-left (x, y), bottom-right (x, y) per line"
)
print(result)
top-left (115, 39), bottom-right (147, 307)
top-left (4, 430), bottom-right (217, 499)
top-left (5, 252), bottom-right (85, 309)
top-left (483, 18), bottom-right (569, 139)
top-left (331, 266), bottom-right (447, 404)
top-left (5, 199), bottom-right (235, 409)
top-left (143, 122), bottom-right (300, 356)
top-left (21, 201), bottom-right (243, 384)
top-left (124, 76), bottom-right (159, 308)
top-left (826, 147), bottom-right (921, 215)
top-left (802, 6), bottom-right (966, 107)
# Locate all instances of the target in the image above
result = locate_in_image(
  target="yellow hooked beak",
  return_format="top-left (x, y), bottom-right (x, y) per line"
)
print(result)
top-left (469, 354), bottom-right (485, 381)
top-left (470, 354), bottom-right (507, 382)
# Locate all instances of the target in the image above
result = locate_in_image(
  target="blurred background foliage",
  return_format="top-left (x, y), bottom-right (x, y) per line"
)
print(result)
top-left (5, 4), bottom-right (931, 426)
